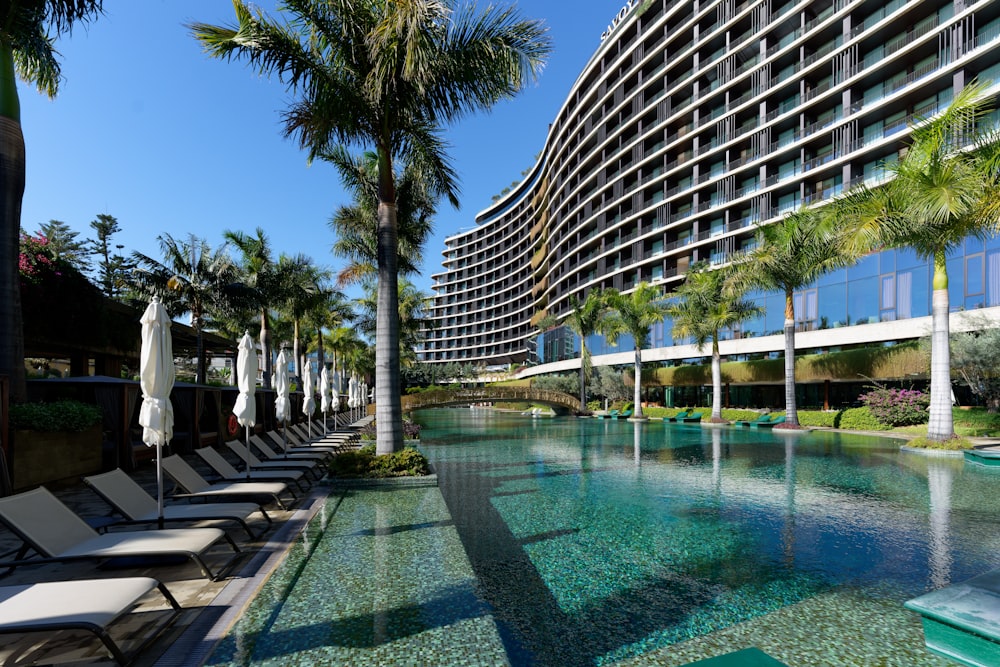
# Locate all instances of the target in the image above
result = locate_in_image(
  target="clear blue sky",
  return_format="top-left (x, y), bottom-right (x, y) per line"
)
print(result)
top-left (20, 1), bottom-right (620, 295)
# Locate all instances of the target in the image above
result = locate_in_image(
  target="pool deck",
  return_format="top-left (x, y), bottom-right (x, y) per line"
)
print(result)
top-left (0, 426), bottom-right (368, 667)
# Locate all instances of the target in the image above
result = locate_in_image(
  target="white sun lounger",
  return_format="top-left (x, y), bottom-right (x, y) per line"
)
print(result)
top-left (162, 454), bottom-right (294, 509)
top-left (224, 440), bottom-right (321, 480)
top-left (0, 577), bottom-right (181, 665)
top-left (252, 433), bottom-right (334, 463)
top-left (195, 447), bottom-right (309, 492)
top-left (286, 424), bottom-right (358, 446)
top-left (0, 488), bottom-right (239, 581)
top-left (84, 469), bottom-right (269, 540)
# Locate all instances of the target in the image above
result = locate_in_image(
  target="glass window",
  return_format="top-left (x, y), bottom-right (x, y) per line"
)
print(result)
top-left (966, 237), bottom-right (985, 254)
top-left (817, 266), bottom-right (845, 287)
top-left (763, 293), bottom-right (785, 335)
top-left (966, 254), bottom-right (985, 309)
top-left (848, 254), bottom-right (878, 279)
top-left (907, 266), bottom-right (930, 318)
top-left (879, 249), bottom-right (895, 274)
top-left (947, 256), bottom-right (964, 311)
top-left (847, 276), bottom-right (878, 325)
top-left (896, 247), bottom-right (922, 270)
top-left (818, 283), bottom-right (847, 328)
top-left (880, 275), bottom-right (896, 320)
top-left (989, 250), bottom-right (1000, 307)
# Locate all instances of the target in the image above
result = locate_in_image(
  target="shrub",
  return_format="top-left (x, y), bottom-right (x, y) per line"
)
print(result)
top-left (836, 407), bottom-right (890, 431)
top-left (906, 435), bottom-right (974, 450)
top-left (9, 400), bottom-right (103, 432)
top-left (796, 410), bottom-right (838, 428)
top-left (859, 386), bottom-right (930, 426)
top-left (329, 444), bottom-right (430, 478)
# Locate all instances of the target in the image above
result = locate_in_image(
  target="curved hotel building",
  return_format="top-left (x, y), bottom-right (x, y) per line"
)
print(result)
top-left (419, 0), bottom-right (1000, 398)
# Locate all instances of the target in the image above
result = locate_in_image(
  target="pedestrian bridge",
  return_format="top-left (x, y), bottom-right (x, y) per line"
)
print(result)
top-left (401, 387), bottom-right (579, 415)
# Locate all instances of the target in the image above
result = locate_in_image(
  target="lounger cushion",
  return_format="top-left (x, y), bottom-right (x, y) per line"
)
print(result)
top-left (0, 577), bottom-right (158, 631)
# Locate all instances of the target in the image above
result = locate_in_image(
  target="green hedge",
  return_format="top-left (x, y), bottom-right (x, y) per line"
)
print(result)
top-left (9, 400), bottom-right (103, 432)
top-left (835, 407), bottom-right (890, 431)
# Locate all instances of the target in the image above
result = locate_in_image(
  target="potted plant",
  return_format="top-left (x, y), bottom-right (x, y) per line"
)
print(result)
top-left (9, 400), bottom-right (104, 489)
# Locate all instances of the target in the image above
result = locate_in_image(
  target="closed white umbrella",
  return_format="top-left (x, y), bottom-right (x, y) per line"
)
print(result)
top-left (330, 369), bottom-right (341, 431)
top-left (233, 332), bottom-right (258, 480)
top-left (138, 297), bottom-right (174, 529)
top-left (320, 366), bottom-right (331, 435)
top-left (274, 348), bottom-right (291, 457)
top-left (302, 361), bottom-right (315, 439)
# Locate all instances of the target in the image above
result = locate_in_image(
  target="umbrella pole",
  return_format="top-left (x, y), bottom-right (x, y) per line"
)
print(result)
top-left (283, 419), bottom-right (288, 459)
top-left (324, 410), bottom-right (328, 436)
top-left (157, 436), bottom-right (165, 530)
top-left (244, 426), bottom-right (252, 480)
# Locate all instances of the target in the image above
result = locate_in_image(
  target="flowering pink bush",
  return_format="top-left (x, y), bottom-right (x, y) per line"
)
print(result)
top-left (18, 232), bottom-right (62, 283)
top-left (859, 386), bottom-right (930, 426)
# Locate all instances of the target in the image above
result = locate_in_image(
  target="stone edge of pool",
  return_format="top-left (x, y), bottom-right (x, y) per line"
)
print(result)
top-left (153, 487), bottom-right (331, 667)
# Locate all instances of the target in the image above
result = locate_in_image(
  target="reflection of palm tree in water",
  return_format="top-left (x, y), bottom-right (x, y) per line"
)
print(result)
top-left (927, 462), bottom-right (954, 590)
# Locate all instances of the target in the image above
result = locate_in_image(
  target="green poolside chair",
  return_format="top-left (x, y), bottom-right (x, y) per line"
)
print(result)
top-left (681, 411), bottom-right (704, 423)
top-left (734, 414), bottom-right (775, 427)
top-left (666, 410), bottom-right (691, 422)
top-left (755, 415), bottom-right (786, 428)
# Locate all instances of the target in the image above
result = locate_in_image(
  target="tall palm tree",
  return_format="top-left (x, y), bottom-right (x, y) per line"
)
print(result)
top-left (278, 255), bottom-right (330, 380)
top-left (668, 262), bottom-right (762, 422)
top-left (326, 148), bottom-right (436, 287)
top-left (305, 287), bottom-right (353, 372)
top-left (602, 283), bottom-right (670, 420)
top-left (129, 234), bottom-right (241, 384)
top-left (224, 228), bottom-right (283, 388)
top-left (837, 82), bottom-right (1000, 441)
top-left (728, 208), bottom-right (850, 427)
top-left (191, 0), bottom-right (550, 454)
top-left (325, 324), bottom-right (366, 399)
top-left (564, 289), bottom-right (607, 413)
top-left (1, 1), bottom-right (104, 401)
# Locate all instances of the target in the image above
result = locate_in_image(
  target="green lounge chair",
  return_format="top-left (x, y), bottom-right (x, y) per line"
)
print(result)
top-left (618, 409), bottom-right (633, 419)
top-left (734, 414), bottom-right (775, 427)
top-left (666, 410), bottom-right (691, 422)
top-left (681, 411), bottom-right (704, 423)
top-left (755, 415), bottom-right (786, 428)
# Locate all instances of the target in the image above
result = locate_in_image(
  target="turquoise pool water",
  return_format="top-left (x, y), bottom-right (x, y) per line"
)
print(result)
top-left (210, 410), bottom-right (1000, 666)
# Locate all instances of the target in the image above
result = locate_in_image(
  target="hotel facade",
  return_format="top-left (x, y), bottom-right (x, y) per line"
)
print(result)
top-left (419, 0), bottom-right (1000, 400)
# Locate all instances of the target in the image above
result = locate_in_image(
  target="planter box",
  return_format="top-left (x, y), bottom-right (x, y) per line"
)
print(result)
top-left (12, 425), bottom-right (103, 490)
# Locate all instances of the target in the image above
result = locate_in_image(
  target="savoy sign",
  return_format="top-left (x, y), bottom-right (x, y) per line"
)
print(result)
top-left (601, 0), bottom-right (639, 41)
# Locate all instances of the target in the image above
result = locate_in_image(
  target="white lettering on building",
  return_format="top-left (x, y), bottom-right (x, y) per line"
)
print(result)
top-left (601, 0), bottom-right (639, 42)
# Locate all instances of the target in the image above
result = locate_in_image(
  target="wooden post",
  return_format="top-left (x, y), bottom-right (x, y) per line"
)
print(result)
top-left (823, 379), bottom-right (830, 412)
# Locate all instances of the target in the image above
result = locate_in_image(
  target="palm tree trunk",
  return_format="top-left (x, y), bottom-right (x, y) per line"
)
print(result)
top-left (0, 46), bottom-right (26, 402)
top-left (260, 310), bottom-right (272, 389)
top-left (928, 250), bottom-right (954, 440)
top-left (579, 336), bottom-right (587, 412)
top-left (293, 319), bottom-right (301, 383)
top-left (632, 347), bottom-right (643, 419)
top-left (376, 197), bottom-right (403, 454)
top-left (711, 337), bottom-right (722, 421)
top-left (783, 289), bottom-right (799, 426)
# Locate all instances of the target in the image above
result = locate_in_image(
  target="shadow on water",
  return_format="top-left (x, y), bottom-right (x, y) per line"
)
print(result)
top-left (433, 453), bottom-right (825, 667)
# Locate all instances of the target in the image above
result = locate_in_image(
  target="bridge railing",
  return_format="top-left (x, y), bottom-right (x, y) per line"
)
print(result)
top-left (400, 387), bottom-right (578, 413)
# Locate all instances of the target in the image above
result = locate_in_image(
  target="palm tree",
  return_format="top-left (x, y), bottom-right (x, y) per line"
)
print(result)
top-left (564, 289), bottom-right (607, 413)
top-left (837, 82), bottom-right (1000, 441)
top-left (305, 287), bottom-right (353, 372)
top-left (191, 0), bottom-right (550, 454)
top-left (668, 262), bottom-right (762, 422)
top-left (728, 207), bottom-right (850, 427)
top-left (355, 277), bottom-right (430, 368)
top-left (129, 234), bottom-right (241, 384)
top-left (602, 283), bottom-right (670, 420)
top-left (326, 148), bottom-right (436, 287)
top-left (278, 255), bottom-right (330, 380)
top-left (224, 228), bottom-right (283, 388)
top-left (1, 1), bottom-right (104, 401)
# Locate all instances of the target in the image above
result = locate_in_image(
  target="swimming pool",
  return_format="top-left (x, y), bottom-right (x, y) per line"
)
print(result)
top-left (209, 410), bottom-right (1000, 666)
